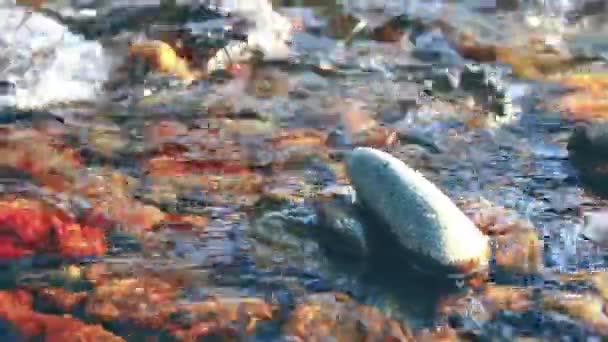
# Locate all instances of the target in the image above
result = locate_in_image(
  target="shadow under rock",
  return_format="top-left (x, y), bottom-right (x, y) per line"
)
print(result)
top-left (321, 205), bottom-right (467, 329)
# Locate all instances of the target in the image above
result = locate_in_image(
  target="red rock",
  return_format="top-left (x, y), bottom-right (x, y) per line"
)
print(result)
top-left (0, 237), bottom-right (33, 258)
top-left (0, 199), bottom-right (107, 258)
top-left (54, 223), bottom-right (107, 258)
top-left (0, 290), bottom-right (34, 315)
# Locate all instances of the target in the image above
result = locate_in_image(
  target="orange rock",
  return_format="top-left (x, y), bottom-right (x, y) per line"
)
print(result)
top-left (371, 19), bottom-right (405, 42)
top-left (460, 197), bottom-right (543, 275)
top-left (17, 313), bottom-right (124, 341)
top-left (272, 129), bottom-right (328, 150)
top-left (170, 296), bottom-right (274, 340)
top-left (16, 0), bottom-right (45, 6)
top-left (285, 293), bottom-right (412, 341)
top-left (85, 276), bottom-right (179, 328)
top-left (549, 73), bottom-right (608, 95)
top-left (0, 200), bottom-right (55, 246)
top-left (353, 126), bottom-right (398, 148)
top-left (43, 315), bottom-right (125, 342)
top-left (542, 291), bottom-right (608, 335)
top-left (144, 120), bottom-right (189, 146)
top-left (0, 131), bottom-right (81, 191)
top-left (326, 13), bottom-right (359, 40)
top-left (183, 297), bottom-right (273, 323)
top-left (161, 214), bottom-right (209, 231)
top-left (128, 40), bottom-right (203, 82)
top-left (557, 93), bottom-right (608, 121)
top-left (0, 290), bottom-right (123, 341)
top-left (482, 285), bottom-right (532, 313)
top-left (455, 39), bottom-right (497, 63)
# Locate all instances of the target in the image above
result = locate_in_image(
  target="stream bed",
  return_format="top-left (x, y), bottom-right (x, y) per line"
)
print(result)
top-left (1, 0), bottom-right (608, 341)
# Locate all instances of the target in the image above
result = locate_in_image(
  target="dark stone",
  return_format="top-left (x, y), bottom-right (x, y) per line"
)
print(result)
top-left (568, 122), bottom-right (608, 196)
top-left (0, 81), bottom-right (16, 95)
top-left (431, 68), bottom-right (461, 93)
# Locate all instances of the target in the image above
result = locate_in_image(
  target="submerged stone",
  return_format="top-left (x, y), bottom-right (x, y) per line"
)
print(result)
top-left (346, 147), bottom-right (489, 278)
top-left (568, 123), bottom-right (608, 196)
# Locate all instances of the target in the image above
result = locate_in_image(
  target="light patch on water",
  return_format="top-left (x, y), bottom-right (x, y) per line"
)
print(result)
top-left (556, 222), bottom-right (582, 271)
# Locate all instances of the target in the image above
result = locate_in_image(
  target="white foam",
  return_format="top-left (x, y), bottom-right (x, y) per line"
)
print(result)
top-left (207, 0), bottom-right (292, 72)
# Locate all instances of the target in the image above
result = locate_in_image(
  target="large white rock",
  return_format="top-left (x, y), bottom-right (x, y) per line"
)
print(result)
top-left (346, 147), bottom-right (489, 275)
top-left (0, 7), bottom-right (111, 110)
top-left (582, 211), bottom-right (608, 247)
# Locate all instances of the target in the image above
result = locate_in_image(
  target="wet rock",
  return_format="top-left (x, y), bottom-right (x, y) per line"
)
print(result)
top-left (459, 64), bottom-right (514, 118)
top-left (314, 196), bottom-right (369, 259)
top-left (412, 29), bottom-right (464, 64)
top-left (51, 1), bottom-right (225, 39)
top-left (460, 64), bottom-right (486, 91)
top-left (85, 274), bottom-right (180, 328)
top-left (430, 67), bottom-right (461, 94)
top-left (252, 200), bottom-right (316, 250)
top-left (346, 147), bottom-right (489, 278)
top-left (395, 127), bottom-right (443, 154)
top-left (291, 71), bottom-right (329, 92)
